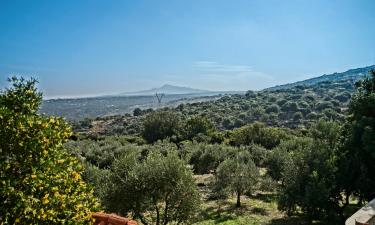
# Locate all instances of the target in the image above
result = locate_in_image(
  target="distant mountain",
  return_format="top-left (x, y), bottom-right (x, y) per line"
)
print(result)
top-left (120, 84), bottom-right (211, 96)
top-left (265, 65), bottom-right (375, 91)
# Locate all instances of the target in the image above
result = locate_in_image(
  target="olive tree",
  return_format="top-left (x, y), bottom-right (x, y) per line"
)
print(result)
top-left (141, 110), bottom-right (181, 143)
top-left (230, 122), bottom-right (288, 149)
top-left (183, 115), bottom-right (214, 140)
top-left (186, 143), bottom-right (237, 174)
top-left (213, 151), bottom-right (259, 207)
top-left (104, 150), bottom-right (200, 225)
top-left (278, 120), bottom-right (341, 220)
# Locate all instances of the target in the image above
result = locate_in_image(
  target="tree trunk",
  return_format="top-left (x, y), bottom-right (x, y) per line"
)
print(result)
top-left (236, 192), bottom-right (241, 207)
top-left (153, 196), bottom-right (160, 225)
top-left (163, 194), bottom-right (170, 225)
top-left (156, 206), bottom-right (160, 225)
top-left (135, 212), bottom-right (148, 225)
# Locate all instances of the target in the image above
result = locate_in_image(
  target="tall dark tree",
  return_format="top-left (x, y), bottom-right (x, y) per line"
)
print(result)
top-left (338, 70), bottom-right (375, 203)
top-left (278, 120), bottom-right (341, 221)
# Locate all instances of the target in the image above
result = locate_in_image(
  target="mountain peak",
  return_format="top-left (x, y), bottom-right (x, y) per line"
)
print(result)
top-left (160, 84), bottom-right (175, 88)
top-left (120, 84), bottom-right (210, 96)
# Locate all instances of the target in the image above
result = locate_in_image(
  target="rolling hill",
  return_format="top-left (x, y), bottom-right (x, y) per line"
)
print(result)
top-left (41, 65), bottom-right (374, 128)
top-left (71, 65), bottom-right (375, 135)
top-left (265, 65), bottom-right (375, 91)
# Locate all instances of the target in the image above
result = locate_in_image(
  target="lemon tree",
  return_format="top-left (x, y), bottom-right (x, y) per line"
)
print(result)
top-left (0, 77), bottom-right (99, 224)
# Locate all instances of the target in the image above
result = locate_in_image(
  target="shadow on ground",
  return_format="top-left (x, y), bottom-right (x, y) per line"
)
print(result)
top-left (267, 216), bottom-right (310, 225)
top-left (197, 200), bottom-right (252, 224)
top-left (252, 192), bottom-right (278, 203)
top-left (267, 215), bottom-right (328, 225)
top-left (250, 207), bottom-right (268, 216)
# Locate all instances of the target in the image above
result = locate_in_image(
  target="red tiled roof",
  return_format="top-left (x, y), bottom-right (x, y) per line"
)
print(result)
top-left (93, 212), bottom-right (137, 225)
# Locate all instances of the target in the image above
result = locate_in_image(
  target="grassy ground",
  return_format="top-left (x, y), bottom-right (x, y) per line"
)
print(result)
top-left (191, 175), bottom-right (319, 225)
top-left (192, 192), bottom-right (317, 225)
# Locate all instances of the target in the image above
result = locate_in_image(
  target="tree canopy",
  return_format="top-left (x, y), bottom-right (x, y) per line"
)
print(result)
top-left (0, 77), bottom-right (99, 224)
top-left (103, 150), bottom-right (200, 225)
top-left (338, 69), bottom-right (375, 202)
top-left (141, 110), bottom-right (181, 143)
top-left (214, 151), bottom-right (259, 207)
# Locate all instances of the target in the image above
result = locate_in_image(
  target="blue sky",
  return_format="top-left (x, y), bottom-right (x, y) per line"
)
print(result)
top-left (0, 0), bottom-right (374, 98)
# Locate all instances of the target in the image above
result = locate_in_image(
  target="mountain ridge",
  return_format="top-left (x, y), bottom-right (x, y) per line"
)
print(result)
top-left (119, 84), bottom-right (211, 96)
top-left (265, 65), bottom-right (375, 91)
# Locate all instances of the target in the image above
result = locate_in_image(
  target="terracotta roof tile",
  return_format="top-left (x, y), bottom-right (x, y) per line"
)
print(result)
top-left (93, 212), bottom-right (137, 225)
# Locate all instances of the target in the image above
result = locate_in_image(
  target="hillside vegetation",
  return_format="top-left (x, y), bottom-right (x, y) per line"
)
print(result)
top-left (74, 65), bottom-right (374, 136)
top-left (2, 66), bottom-right (375, 225)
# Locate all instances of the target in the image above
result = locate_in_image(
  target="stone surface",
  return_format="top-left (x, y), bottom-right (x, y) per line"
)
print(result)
top-left (346, 199), bottom-right (375, 225)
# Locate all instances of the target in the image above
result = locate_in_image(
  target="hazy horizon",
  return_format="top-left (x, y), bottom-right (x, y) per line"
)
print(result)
top-left (1, 0), bottom-right (375, 98)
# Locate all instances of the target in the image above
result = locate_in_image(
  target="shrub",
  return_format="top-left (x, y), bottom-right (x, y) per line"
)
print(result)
top-left (315, 101), bottom-right (333, 111)
top-left (133, 107), bottom-right (142, 116)
top-left (281, 101), bottom-right (298, 112)
top-left (266, 137), bottom-right (312, 181)
top-left (266, 104), bottom-right (280, 114)
top-left (277, 99), bottom-right (287, 106)
top-left (306, 112), bottom-right (318, 120)
top-left (334, 92), bottom-right (350, 102)
top-left (293, 111), bottom-right (303, 121)
top-left (141, 110), bottom-right (181, 143)
top-left (184, 115), bottom-right (214, 140)
top-left (245, 90), bottom-right (256, 98)
top-left (186, 143), bottom-right (237, 174)
top-left (230, 122), bottom-right (288, 149)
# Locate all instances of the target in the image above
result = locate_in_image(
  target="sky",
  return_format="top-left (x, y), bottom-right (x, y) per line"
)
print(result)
top-left (0, 0), bottom-right (374, 98)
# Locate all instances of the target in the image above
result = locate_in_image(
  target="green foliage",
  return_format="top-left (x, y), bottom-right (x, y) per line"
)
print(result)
top-left (25, 67), bottom-right (375, 224)
top-left (338, 69), bottom-right (375, 201)
top-left (230, 122), bottom-right (288, 149)
top-left (185, 143), bottom-right (238, 174)
top-left (103, 150), bottom-right (200, 225)
top-left (266, 137), bottom-right (312, 181)
top-left (265, 104), bottom-right (280, 113)
top-left (82, 164), bottom-right (111, 202)
top-left (281, 101), bottom-right (298, 112)
top-left (184, 115), bottom-right (215, 140)
top-left (292, 111), bottom-right (303, 121)
top-left (245, 90), bottom-right (256, 98)
top-left (0, 77), bottom-right (99, 224)
top-left (142, 110), bottom-right (181, 143)
top-left (65, 137), bottom-right (141, 169)
top-left (68, 71), bottom-right (359, 136)
top-left (277, 120), bottom-right (341, 220)
top-left (315, 101), bottom-right (333, 111)
top-left (133, 107), bottom-right (143, 116)
top-left (244, 144), bottom-right (269, 167)
top-left (213, 151), bottom-right (259, 207)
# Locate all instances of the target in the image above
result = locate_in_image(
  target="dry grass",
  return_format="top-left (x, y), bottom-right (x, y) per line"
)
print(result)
top-left (191, 174), bottom-right (314, 225)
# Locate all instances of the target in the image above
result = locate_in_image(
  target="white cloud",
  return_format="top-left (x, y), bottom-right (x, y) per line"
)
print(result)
top-left (193, 61), bottom-right (273, 80)
top-left (156, 61), bottom-right (276, 92)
